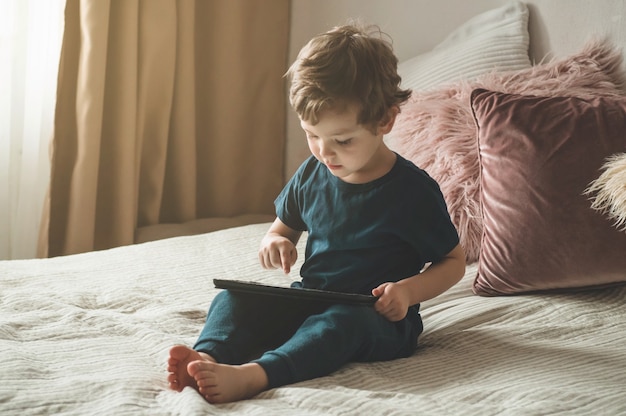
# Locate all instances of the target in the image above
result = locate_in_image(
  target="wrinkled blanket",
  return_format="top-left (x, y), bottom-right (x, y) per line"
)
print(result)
top-left (1, 223), bottom-right (625, 415)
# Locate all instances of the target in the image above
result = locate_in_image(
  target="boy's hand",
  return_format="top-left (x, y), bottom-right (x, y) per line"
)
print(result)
top-left (259, 218), bottom-right (302, 274)
top-left (259, 235), bottom-right (298, 274)
top-left (372, 282), bottom-right (411, 322)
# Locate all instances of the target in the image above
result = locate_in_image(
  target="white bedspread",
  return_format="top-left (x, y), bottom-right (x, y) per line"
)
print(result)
top-left (1, 223), bottom-right (625, 415)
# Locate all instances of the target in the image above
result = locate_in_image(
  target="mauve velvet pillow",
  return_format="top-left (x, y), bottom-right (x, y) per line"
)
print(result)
top-left (471, 88), bottom-right (626, 296)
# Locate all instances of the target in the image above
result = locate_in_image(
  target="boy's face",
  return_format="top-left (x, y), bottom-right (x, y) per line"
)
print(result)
top-left (300, 103), bottom-right (395, 184)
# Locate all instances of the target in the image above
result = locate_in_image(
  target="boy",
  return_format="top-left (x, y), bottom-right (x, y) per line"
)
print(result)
top-left (167, 23), bottom-right (466, 404)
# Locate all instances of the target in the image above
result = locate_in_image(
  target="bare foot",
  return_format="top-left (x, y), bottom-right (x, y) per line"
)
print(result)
top-left (167, 345), bottom-right (214, 392)
top-left (188, 361), bottom-right (269, 404)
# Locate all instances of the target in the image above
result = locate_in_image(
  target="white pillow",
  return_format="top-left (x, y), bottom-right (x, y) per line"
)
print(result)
top-left (398, 1), bottom-right (531, 91)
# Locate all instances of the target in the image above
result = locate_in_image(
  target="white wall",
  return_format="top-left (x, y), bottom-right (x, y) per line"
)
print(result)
top-left (285, 0), bottom-right (626, 178)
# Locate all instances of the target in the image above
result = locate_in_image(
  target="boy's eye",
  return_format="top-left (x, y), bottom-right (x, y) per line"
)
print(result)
top-left (336, 138), bottom-right (353, 146)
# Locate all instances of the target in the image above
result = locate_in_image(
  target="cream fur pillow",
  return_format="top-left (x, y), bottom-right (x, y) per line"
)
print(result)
top-left (387, 40), bottom-right (626, 262)
top-left (586, 153), bottom-right (626, 232)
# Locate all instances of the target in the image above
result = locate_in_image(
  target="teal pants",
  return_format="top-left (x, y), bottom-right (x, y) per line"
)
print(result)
top-left (193, 290), bottom-right (422, 389)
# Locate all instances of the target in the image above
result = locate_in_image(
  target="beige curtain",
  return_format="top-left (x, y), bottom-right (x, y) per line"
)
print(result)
top-left (40, 0), bottom-right (289, 257)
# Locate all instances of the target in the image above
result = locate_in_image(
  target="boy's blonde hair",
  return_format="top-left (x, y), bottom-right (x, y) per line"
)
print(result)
top-left (286, 23), bottom-right (411, 128)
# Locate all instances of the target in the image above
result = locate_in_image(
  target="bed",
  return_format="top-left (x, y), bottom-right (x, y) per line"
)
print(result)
top-left (3, 1), bottom-right (626, 415)
top-left (2, 223), bottom-right (626, 415)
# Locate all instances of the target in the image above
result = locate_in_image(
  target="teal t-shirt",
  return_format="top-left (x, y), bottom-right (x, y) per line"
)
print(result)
top-left (275, 154), bottom-right (459, 295)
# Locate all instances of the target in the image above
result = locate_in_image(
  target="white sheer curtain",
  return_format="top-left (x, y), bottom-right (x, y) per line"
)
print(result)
top-left (0, 0), bottom-right (65, 260)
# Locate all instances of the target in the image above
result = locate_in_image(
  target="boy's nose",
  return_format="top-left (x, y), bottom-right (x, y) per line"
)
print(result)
top-left (318, 141), bottom-right (334, 157)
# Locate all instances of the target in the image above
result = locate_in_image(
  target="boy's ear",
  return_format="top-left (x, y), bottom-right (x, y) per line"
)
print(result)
top-left (378, 106), bottom-right (399, 135)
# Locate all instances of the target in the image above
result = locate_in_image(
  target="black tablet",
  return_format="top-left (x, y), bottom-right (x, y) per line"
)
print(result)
top-left (213, 279), bottom-right (378, 306)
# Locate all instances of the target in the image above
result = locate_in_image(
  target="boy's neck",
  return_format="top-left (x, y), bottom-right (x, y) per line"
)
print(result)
top-left (341, 146), bottom-right (397, 184)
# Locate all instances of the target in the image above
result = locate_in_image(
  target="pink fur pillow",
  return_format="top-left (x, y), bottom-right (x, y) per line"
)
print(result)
top-left (387, 40), bottom-right (625, 262)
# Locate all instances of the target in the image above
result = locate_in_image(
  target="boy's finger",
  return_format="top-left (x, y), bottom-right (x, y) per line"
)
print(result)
top-left (259, 250), bottom-right (272, 269)
top-left (290, 247), bottom-right (298, 266)
top-left (371, 282), bottom-right (388, 297)
top-left (281, 246), bottom-right (299, 274)
top-left (268, 249), bottom-right (283, 270)
top-left (281, 249), bottom-right (292, 274)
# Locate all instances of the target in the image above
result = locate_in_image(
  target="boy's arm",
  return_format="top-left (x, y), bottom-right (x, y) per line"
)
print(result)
top-left (373, 243), bottom-right (466, 321)
top-left (259, 217), bottom-right (303, 274)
